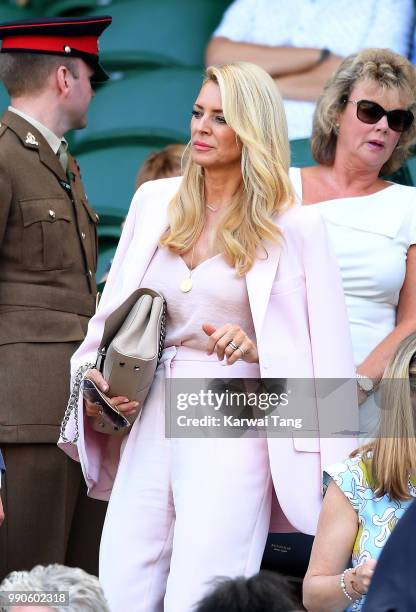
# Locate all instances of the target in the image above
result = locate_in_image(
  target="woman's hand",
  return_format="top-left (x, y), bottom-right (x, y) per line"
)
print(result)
top-left (84, 368), bottom-right (139, 418)
top-left (202, 322), bottom-right (259, 365)
top-left (348, 559), bottom-right (377, 597)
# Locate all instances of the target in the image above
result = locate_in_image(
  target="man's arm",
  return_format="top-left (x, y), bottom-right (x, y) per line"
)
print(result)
top-left (206, 36), bottom-right (326, 77)
top-left (274, 54), bottom-right (342, 101)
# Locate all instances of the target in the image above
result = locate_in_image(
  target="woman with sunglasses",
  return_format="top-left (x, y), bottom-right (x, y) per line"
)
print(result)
top-left (290, 48), bottom-right (416, 436)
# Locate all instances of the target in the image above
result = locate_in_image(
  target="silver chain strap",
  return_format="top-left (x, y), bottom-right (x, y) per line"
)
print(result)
top-left (60, 362), bottom-right (95, 443)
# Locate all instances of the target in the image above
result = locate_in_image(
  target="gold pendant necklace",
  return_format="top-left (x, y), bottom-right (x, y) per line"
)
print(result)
top-left (180, 244), bottom-right (195, 293)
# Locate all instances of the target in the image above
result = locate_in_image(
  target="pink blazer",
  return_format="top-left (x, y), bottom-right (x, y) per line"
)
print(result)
top-left (59, 176), bottom-right (358, 535)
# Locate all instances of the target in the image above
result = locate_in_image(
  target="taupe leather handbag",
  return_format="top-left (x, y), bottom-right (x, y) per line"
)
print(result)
top-left (86, 288), bottom-right (167, 435)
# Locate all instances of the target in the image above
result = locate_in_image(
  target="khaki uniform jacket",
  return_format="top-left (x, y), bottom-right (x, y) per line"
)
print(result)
top-left (0, 110), bottom-right (98, 443)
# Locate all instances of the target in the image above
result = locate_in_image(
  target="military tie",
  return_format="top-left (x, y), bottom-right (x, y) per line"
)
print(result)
top-left (57, 140), bottom-right (68, 172)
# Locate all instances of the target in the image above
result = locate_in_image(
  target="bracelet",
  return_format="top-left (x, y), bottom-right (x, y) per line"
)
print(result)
top-left (340, 568), bottom-right (354, 602)
top-left (317, 47), bottom-right (331, 64)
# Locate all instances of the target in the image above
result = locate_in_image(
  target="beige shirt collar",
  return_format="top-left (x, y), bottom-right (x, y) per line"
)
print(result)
top-left (8, 106), bottom-right (67, 155)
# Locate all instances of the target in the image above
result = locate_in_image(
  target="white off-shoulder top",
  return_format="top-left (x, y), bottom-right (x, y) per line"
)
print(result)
top-left (290, 166), bottom-right (416, 365)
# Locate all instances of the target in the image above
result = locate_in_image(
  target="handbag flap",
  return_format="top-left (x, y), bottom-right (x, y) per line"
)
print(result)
top-left (98, 288), bottom-right (164, 351)
top-left (112, 294), bottom-right (164, 360)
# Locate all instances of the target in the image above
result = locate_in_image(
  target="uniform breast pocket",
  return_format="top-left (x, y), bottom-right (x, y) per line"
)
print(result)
top-left (19, 197), bottom-right (73, 270)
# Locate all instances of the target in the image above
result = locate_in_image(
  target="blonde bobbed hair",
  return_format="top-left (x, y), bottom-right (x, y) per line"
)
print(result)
top-left (160, 62), bottom-right (294, 275)
top-left (354, 332), bottom-right (416, 500)
top-left (312, 48), bottom-right (416, 176)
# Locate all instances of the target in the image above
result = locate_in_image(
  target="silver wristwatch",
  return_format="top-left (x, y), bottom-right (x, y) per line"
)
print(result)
top-left (356, 373), bottom-right (375, 396)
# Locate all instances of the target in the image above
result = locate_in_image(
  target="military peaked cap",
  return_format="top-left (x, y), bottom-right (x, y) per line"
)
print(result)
top-left (0, 15), bottom-right (112, 82)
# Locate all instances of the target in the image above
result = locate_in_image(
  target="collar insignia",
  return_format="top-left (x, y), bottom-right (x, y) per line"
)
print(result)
top-left (25, 132), bottom-right (39, 146)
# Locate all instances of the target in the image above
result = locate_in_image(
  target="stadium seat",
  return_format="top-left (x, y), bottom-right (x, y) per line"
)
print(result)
top-left (96, 239), bottom-right (118, 284)
top-left (76, 143), bottom-right (168, 215)
top-left (0, 3), bottom-right (35, 20)
top-left (41, 0), bottom-right (129, 17)
top-left (70, 67), bottom-right (201, 153)
top-left (290, 138), bottom-right (316, 168)
top-left (96, 207), bottom-right (124, 282)
top-left (86, 0), bottom-right (231, 71)
top-left (289, 139), bottom-right (414, 185)
top-left (96, 206), bottom-right (126, 227)
top-left (402, 155), bottom-right (416, 186)
top-left (0, 82), bottom-right (9, 115)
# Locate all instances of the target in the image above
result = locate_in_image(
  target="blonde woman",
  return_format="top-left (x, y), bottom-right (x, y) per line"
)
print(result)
top-left (59, 62), bottom-right (357, 612)
top-left (290, 48), bottom-right (416, 436)
top-left (303, 332), bottom-right (416, 611)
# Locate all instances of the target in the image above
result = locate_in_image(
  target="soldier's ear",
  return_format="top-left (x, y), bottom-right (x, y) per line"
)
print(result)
top-left (56, 66), bottom-right (71, 95)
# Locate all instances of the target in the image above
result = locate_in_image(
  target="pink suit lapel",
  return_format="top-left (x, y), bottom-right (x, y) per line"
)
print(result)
top-left (120, 196), bottom-right (171, 297)
top-left (245, 238), bottom-right (281, 341)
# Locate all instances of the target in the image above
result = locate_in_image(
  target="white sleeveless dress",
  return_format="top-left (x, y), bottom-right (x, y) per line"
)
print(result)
top-left (290, 166), bottom-right (416, 434)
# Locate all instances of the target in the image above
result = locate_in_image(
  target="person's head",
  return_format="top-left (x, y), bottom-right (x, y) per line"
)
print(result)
top-left (312, 48), bottom-right (416, 176)
top-left (135, 143), bottom-right (186, 190)
top-left (190, 62), bottom-right (290, 181)
top-left (0, 564), bottom-right (110, 612)
top-left (0, 15), bottom-right (111, 132)
top-left (194, 571), bottom-right (300, 612)
top-left (0, 53), bottom-right (95, 130)
top-left (355, 332), bottom-right (416, 500)
top-left (161, 62), bottom-right (294, 275)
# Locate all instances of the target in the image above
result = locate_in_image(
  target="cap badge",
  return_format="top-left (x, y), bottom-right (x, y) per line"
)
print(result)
top-left (25, 132), bottom-right (39, 146)
top-left (64, 45), bottom-right (71, 54)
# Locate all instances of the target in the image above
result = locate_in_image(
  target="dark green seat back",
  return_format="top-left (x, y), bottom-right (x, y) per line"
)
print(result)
top-left (42, 0), bottom-right (128, 17)
top-left (88, 0), bottom-right (231, 70)
top-left (0, 4), bottom-right (36, 20)
top-left (290, 138), bottom-right (316, 168)
top-left (0, 82), bottom-right (9, 115)
top-left (76, 143), bottom-right (167, 215)
top-left (70, 67), bottom-right (202, 153)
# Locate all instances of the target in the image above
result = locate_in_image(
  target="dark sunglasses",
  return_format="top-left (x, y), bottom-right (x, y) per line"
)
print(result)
top-left (346, 99), bottom-right (414, 133)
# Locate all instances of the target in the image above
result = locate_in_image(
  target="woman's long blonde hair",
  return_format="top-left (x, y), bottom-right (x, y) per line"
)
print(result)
top-left (160, 62), bottom-right (294, 275)
top-left (353, 332), bottom-right (416, 500)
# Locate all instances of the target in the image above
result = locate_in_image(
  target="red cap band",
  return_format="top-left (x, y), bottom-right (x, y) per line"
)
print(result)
top-left (2, 34), bottom-right (98, 56)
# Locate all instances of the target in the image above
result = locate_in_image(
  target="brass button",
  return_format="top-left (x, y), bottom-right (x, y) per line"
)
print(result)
top-left (88, 270), bottom-right (92, 277)
top-left (49, 209), bottom-right (55, 219)
top-left (81, 232), bottom-right (86, 240)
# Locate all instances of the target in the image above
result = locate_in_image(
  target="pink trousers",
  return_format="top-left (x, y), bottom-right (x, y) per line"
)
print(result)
top-left (99, 347), bottom-right (275, 612)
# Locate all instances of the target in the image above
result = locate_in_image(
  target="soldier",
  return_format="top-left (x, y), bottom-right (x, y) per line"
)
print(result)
top-left (0, 16), bottom-right (112, 578)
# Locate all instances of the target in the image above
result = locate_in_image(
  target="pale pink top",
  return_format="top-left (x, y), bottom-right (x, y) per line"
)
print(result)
top-left (140, 246), bottom-right (257, 352)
